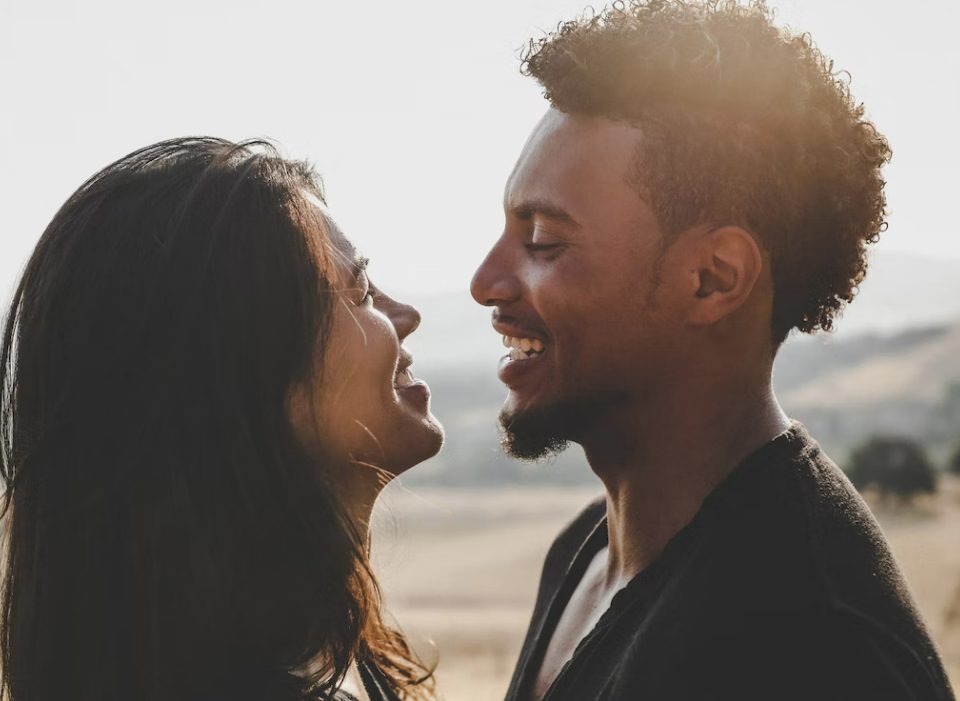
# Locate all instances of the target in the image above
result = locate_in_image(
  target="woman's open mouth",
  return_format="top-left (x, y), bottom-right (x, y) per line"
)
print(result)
top-left (394, 356), bottom-right (431, 408)
top-left (394, 366), bottom-right (418, 389)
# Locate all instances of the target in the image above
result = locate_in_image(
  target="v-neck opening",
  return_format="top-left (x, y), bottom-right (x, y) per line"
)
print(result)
top-left (516, 515), bottom-right (608, 701)
top-left (537, 514), bottom-right (701, 701)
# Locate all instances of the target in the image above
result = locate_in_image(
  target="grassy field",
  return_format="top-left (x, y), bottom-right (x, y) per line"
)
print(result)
top-left (371, 480), bottom-right (960, 701)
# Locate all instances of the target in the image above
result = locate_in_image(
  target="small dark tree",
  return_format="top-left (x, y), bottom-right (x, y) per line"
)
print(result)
top-left (949, 443), bottom-right (960, 477)
top-left (846, 437), bottom-right (937, 503)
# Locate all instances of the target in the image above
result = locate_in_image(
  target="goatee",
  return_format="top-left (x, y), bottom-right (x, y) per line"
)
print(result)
top-left (499, 391), bottom-right (624, 461)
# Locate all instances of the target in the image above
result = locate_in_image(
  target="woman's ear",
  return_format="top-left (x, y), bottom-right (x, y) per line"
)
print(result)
top-left (686, 226), bottom-right (764, 326)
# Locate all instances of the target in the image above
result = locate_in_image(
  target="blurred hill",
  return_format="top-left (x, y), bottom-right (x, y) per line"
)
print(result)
top-left (777, 323), bottom-right (960, 461)
top-left (400, 251), bottom-right (960, 486)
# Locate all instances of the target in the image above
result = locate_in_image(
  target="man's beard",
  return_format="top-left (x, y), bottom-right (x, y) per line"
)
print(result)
top-left (499, 390), bottom-right (625, 461)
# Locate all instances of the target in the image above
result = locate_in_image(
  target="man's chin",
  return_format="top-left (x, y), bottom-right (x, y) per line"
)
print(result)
top-left (499, 391), bottom-right (622, 462)
top-left (499, 405), bottom-right (570, 461)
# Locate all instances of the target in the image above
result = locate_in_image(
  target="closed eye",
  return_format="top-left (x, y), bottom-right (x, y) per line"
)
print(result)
top-left (358, 274), bottom-right (377, 305)
top-left (352, 256), bottom-right (375, 305)
top-left (524, 242), bottom-right (564, 253)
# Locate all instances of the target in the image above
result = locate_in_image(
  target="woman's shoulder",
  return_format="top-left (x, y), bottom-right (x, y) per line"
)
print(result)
top-left (331, 691), bottom-right (361, 701)
top-left (356, 659), bottom-right (404, 701)
top-left (327, 660), bottom-right (403, 701)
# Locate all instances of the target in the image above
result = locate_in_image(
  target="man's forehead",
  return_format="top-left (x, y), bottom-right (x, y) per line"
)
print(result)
top-left (505, 109), bottom-right (645, 214)
top-left (520, 109), bottom-right (643, 163)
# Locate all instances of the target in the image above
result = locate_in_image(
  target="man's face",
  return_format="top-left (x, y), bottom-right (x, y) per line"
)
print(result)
top-left (470, 109), bottom-right (686, 459)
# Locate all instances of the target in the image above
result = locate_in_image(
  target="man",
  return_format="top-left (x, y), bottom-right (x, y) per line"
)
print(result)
top-left (470, 2), bottom-right (955, 700)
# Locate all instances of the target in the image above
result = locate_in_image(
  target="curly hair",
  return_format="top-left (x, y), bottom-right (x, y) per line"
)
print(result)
top-left (522, 0), bottom-right (891, 344)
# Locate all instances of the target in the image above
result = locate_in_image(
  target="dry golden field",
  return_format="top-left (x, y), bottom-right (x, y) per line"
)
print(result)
top-left (371, 479), bottom-right (960, 701)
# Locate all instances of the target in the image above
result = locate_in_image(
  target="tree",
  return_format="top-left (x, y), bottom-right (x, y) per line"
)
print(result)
top-left (846, 436), bottom-right (937, 502)
top-left (949, 443), bottom-right (960, 477)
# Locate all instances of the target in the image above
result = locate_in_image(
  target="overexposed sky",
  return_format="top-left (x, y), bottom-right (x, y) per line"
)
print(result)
top-left (2, 0), bottom-right (959, 303)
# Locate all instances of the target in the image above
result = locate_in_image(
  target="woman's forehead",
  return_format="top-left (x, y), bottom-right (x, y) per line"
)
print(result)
top-left (300, 189), bottom-right (362, 283)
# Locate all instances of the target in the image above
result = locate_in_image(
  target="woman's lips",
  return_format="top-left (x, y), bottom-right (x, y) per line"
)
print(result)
top-left (397, 379), bottom-right (431, 409)
top-left (395, 364), bottom-right (430, 409)
top-left (394, 366), bottom-right (416, 388)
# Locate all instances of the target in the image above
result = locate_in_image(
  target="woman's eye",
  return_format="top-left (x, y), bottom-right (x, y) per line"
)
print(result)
top-left (354, 272), bottom-right (375, 306)
top-left (358, 274), bottom-right (376, 305)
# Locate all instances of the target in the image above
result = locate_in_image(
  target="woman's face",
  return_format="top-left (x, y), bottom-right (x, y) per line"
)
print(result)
top-left (288, 203), bottom-right (443, 485)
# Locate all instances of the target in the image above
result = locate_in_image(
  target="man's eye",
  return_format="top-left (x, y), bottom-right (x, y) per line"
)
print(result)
top-left (524, 243), bottom-right (563, 253)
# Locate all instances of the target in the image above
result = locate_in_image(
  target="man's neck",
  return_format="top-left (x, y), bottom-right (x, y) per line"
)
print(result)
top-left (581, 378), bottom-right (790, 590)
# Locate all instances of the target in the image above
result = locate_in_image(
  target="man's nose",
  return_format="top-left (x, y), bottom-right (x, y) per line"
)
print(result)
top-left (471, 239), bottom-right (521, 307)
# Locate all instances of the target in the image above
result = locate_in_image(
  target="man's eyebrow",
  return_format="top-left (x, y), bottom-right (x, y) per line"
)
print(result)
top-left (509, 198), bottom-right (581, 228)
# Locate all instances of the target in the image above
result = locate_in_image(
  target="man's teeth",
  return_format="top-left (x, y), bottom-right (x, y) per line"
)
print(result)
top-left (501, 336), bottom-right (546, 359)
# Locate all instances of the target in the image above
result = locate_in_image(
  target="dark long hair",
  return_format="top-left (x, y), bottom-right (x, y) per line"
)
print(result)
top-left (0, 138), bottom-right (431, 700)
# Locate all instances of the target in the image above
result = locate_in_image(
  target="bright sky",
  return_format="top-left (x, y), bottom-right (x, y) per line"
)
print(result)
top-left (2, 0), bottom-right (958, 304)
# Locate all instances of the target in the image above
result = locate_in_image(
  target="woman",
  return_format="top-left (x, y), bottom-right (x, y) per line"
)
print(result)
top-left (0, 138), bottom-right (443, 700)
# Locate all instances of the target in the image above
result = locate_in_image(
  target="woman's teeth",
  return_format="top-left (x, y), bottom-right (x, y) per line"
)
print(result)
top-left (502, 336), bottom-right (546, 361)
top-left (394, 367), bottom-right (416, 388)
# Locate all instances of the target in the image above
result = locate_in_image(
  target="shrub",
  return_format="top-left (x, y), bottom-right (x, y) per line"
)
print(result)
top-left (846, 436), bottom-right (937, 502)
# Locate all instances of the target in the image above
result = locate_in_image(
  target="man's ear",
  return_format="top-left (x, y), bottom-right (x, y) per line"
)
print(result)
top-left (686, 226), bottom-right (763, 325)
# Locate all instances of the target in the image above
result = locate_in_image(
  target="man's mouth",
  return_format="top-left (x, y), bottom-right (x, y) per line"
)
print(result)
top-left (492, 318), bottom-right (550, 387)
top-left (502, 335), bottom-right (547, 361)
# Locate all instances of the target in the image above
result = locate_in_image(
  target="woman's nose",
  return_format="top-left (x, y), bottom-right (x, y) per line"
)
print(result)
top-left (376, 290), bottom-right (421, 341)
top-left (392, 302), bottom-right (421, 341)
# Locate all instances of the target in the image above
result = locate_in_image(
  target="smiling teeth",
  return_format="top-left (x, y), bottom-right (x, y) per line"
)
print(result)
top-left (502, 336), bottom-right (546, 359)
top-left (394, 367), bottom-right (415, 388)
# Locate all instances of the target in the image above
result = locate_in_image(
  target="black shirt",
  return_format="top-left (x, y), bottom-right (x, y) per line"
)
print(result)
top-left (504, 423), bottom-right (955, 701)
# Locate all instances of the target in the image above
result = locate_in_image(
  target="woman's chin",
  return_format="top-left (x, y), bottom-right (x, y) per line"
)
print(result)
top-left (386, 415), bottom-right (444, 477)
top-left (421, 415), bottom-right (445, 459)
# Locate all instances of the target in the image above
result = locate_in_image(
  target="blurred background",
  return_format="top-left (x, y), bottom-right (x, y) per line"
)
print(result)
top-left (2, 0), bottom-right (958, 697)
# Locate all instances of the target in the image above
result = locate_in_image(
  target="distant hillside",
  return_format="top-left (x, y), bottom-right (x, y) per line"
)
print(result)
top-left (777, 322), bottom-right (960, 460)
top-left (779, 325), bottom-right (960, 406)
top-left (773, 325), bottom-right (956, 395)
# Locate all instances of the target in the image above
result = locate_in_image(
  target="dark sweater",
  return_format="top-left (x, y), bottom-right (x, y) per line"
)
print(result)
top-left (504, 423), bottom-right (955, 701)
